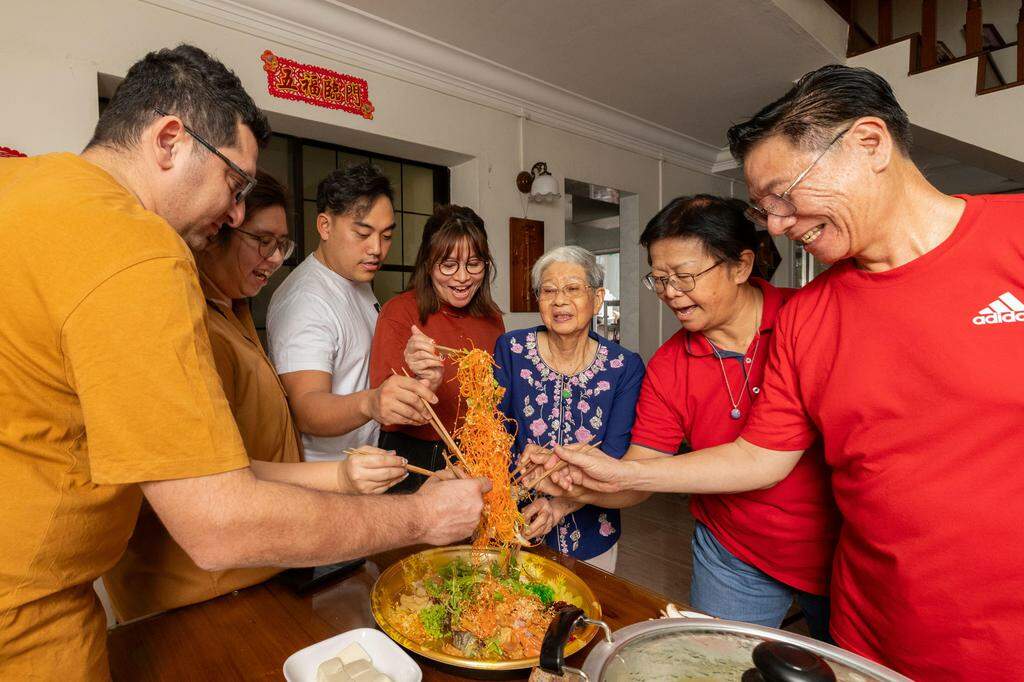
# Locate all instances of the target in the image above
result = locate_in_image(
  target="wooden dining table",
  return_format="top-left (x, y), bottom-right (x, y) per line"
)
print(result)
top-left (107, 544), bottom-right (679, 680)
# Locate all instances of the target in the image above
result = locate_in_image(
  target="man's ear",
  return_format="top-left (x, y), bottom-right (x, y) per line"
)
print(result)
top-left (151, 115), bottom-right (187, 171)
top-left (317, 213), bottom-right (332, 240)
top-left (848, 116), bottom-right (892, 175)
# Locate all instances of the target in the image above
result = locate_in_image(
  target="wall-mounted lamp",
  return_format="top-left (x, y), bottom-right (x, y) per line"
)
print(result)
top-left (516, 161), bottom-right (561, 202)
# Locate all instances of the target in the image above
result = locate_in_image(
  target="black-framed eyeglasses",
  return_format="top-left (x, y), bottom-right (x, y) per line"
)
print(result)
top-left (537, 282), bottom-right (594, 301)
top-left (643, 261), bottom-right (722, 294)
top-left (744, 126), bottom-right (852, 228)
top-left (233, 227), bottom-right (296, 260)
top-left (154, 108), bottom-right (257, 204)
top-left (438, 258), bottom-right (486, 276)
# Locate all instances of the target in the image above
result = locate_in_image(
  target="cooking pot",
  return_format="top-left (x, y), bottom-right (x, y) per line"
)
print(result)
top-left (540, 606), bottom-right (911, 681)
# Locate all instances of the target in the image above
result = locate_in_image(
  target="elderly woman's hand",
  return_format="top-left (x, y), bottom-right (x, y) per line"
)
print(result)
top-left (550, 442), bottom-right (626, 494)
top-left (338, 446), bottom-right (408, 494)
top-left (522, 496), bottom-right (583, 539)
top-left (517, 444), bottom-right (566, 496)
top-left (404, 325), bottom-right (444, 392)
top-left (521, 497), bottom-right (559, 539)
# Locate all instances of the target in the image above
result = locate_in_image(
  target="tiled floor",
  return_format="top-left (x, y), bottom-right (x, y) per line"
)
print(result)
top-left (615, 492), bottom-right (809, 635)
top-left (616, 492), bottom-right (695, 607)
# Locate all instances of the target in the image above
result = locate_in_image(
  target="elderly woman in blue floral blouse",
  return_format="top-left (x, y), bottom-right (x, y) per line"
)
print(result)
top-left (495, 245), bottom-right (644, 572)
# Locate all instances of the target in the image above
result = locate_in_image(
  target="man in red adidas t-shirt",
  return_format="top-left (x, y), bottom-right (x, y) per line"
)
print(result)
top-left (549, 65), bottom-right (1024, 680)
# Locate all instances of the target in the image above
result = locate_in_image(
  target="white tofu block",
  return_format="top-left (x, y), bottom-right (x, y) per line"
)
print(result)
top-left (337, 642), bottom-right (371, 665)
top-left (370, 674), bottom-right (393, 682)
top-left (316, 657), bottom-right (350, 682)
top-left (344, 659), bottom-right (375, 679)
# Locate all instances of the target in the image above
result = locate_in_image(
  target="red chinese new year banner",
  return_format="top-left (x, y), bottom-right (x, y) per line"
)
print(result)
top-left (261, 50), bottom-right (374, 120)
top-left (0, 146), bottom-right (26, 158)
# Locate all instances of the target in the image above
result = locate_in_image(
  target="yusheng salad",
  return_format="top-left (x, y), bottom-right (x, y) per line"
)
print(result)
top-left (391, 551), bottom-right (582, 661)
top-left (386, 348), bottom-right (581, 661)
top-left (448, 347), bottom-right (532, 548)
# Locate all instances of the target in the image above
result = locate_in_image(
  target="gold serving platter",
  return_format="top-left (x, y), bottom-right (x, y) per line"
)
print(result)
top-left (370, 545), bottom-right (602, 671)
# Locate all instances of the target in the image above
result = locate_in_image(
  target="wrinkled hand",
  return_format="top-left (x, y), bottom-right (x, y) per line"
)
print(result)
top-left (550, 442), bottom-right (626, 494)
top-left (415, 476), bottom-right (492, 545)
top-left (518, 445), bottom-right (565, 497)
top-left (339, 446), bottom-right (407, 494)
top-left (404, 325), bottom-right (444, 392)
top-left (369, 374), bottom-right (436, 426)
top-left (521, 497), bottom-right (562, 539)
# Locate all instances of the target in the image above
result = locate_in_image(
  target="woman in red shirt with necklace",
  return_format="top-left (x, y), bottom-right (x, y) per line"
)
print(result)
top-left (536, 195), bottom-right (838, 638)
top-left (369, 204), bottom-right (504, 491)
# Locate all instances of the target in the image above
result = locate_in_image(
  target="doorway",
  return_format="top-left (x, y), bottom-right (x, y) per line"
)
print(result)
top-left (563, 179), bottom-right (639, 350)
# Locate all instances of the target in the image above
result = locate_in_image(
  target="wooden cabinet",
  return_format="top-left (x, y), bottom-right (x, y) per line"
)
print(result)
top-left (509, 218), bottom-right (544, 313)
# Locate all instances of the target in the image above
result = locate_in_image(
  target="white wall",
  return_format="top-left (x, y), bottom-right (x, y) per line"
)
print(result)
top-left (849, 38), bottom-right (1024, 164)
top-left (0, 0), bottom-right (746, 360)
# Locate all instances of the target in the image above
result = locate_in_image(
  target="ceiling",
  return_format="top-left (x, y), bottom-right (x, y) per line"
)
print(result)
top-left (340, 0), bottom-right (845, 148)
top-left (336, 0), bottom-right (1022, 193)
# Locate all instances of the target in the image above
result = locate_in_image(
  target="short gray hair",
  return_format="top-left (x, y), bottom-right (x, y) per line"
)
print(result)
top-left (531, 245), bottom-right (604, 292)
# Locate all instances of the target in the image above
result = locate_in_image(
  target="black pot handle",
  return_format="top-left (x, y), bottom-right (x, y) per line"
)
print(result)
top-left (539, 605), bottom-right (585, 674)
top-left (748, 641), bottom-right (838, 682)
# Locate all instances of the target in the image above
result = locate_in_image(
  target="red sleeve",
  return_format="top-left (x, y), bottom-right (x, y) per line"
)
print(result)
top-left (369, 295), bottom-right (415, 389)
top-left (740, 305), bottom-right (817, 452)
top-left (630, 349), bottom-right (687, 454)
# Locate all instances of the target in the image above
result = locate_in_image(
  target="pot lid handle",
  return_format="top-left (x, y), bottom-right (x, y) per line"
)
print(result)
top-left (747, 641), bottom-right (838, 682)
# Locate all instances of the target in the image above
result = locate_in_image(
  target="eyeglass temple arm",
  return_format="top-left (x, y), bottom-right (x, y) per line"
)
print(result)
top-left (780, 127), bottom-right (850, 199)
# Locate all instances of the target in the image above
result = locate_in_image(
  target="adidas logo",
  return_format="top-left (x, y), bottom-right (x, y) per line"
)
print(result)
top-left (972, 291), bottom-right (1024, 325)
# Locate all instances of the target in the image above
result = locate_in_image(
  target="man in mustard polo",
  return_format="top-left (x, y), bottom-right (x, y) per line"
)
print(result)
top-left (0, 44), bottom-right (487, 680)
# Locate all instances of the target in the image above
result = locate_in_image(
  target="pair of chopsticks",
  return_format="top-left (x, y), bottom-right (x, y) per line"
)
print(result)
top-left (513, 440), bottom-right (602, 490)
top-left (391, 368), bottom-right (469, 479)
top-left (344, 446), bottom-right (438, 479)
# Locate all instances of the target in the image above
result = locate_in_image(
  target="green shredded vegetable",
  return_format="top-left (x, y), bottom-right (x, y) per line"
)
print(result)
top-left (418, 604), bottom-right (447, 639)
top-left (524, 582), bottom-right (555, 605)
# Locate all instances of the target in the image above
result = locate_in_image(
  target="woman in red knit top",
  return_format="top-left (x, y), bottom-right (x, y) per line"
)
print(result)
top-left (369, 204), bottom-right (504, 491)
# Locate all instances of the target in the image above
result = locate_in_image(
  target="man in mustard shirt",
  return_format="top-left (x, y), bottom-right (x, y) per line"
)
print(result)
top-left (0, 44), bottom-right (488, 680)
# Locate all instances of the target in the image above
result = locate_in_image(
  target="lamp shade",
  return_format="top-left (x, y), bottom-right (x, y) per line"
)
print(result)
top-left (529, 172), bottom-right (560, 200)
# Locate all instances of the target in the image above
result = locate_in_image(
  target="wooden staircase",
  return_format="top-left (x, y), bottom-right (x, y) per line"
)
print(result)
top-left (824, 0), bottom-right (1024, 95)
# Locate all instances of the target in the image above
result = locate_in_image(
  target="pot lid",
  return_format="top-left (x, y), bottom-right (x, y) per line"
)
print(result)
top-left (593, 619), bottom-right (909, 682)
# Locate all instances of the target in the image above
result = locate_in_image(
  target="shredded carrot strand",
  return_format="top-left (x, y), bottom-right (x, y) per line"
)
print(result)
top-left (449, 348), bottom-right (525, 549)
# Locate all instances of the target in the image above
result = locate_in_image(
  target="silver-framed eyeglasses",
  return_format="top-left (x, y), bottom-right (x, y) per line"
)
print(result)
top-left (643, 261), bottom-right (722, 294)
top-left (438, 258), bottom-right (486, 276)
top-left (154, 108), bottom-right (257, 204)
top-left (233, 227), bottom-right (296, 260)
top-left (537, 282), bottom-right (593, 301)
top-left (744, 126), bottom-right (851, 228)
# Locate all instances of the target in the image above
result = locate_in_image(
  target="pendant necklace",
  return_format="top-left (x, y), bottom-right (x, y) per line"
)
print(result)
top-left (705, 303), bottom-right (761, 420)
top-left (545, 334), bottom-right (591, 400)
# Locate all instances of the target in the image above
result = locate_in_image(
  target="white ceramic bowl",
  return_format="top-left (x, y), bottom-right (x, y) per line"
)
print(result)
top-left (283, 628), bottom-right (422, 682)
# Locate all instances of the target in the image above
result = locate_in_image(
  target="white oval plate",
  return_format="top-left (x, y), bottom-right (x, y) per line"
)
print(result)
top-left (283, 628), bottom-right (422, 682)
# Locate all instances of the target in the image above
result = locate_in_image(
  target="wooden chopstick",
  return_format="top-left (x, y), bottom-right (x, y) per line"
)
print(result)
top-left (524, 440), bottom-right (602, 490)
top-left (343, 447), bottom-right (441, 480)
top-left (390, 369), bottom-right (468, 478)
top-left (434, 344), bottom-right (464, 356)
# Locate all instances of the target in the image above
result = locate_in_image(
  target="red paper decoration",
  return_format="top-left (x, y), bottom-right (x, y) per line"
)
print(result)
top-left (261, 50), bottom-right (374, 120)
top-left (0, 146), bottom-right (26, 158)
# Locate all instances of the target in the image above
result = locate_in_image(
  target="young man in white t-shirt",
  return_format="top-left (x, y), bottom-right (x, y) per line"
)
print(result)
top-left (268, 164), bottom-right (436, 461)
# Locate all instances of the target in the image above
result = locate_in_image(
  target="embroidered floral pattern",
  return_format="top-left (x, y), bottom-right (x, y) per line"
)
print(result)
top-left (504, 328), bottom-right (632, 559)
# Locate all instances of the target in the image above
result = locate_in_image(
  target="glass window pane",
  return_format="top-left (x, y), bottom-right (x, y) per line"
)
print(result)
top-left (373, 270), bottom-right (405, 305)
top-left (403, 212), bottom-right (428, 267)
top-left (374, 159), bottom-right (402, 211)
top-left (402, 164), bottom-right (434, 215)
top-left (384, 214), bottom-right (403, 267)
top-left (259, 135), bottom-right (291, 193)
top-left (338, 151), bottom-right (370, 171)
top-left (303, 201), bottom-right (320, 256)
top-left (303, 145), bottom-right (335, 200)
